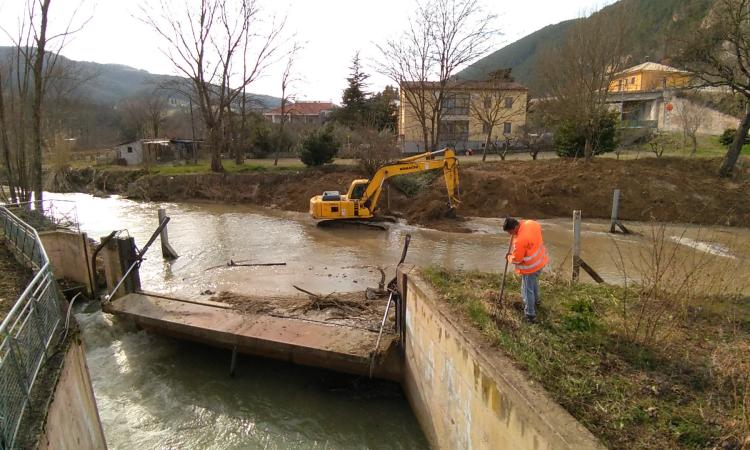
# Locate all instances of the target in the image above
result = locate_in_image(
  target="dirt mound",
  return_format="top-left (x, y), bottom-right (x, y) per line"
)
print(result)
top-left (394, 157), bottom-right (750, 227)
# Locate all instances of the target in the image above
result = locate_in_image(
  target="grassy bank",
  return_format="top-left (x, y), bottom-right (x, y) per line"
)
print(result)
top-left (0, 244), bottom-right (32, 322)
top-left (424, 267), bottom-right (750, 449)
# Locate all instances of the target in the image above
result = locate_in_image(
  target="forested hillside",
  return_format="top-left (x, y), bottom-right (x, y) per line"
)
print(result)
top-left (458, 0), bottom-right (714, 92)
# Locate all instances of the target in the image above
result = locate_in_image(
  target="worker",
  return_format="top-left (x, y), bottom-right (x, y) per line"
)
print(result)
top-left (503, 217), bottom-right (549, 323)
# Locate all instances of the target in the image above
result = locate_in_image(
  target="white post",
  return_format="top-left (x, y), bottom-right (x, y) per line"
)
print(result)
top-left (158, 208), bottom-right (178, 260)
top-left (572, 210), bottom-right (581, 282)
top-left (610, 189), bottom-right (621, 233)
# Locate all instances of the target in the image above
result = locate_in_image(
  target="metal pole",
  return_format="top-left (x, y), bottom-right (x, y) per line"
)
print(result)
top-left (572, 210), bottom-right (582, 282)
top-left (609, 189), bottom-right (621, 233)
top-left (369, 292), bottom-right (394, 378)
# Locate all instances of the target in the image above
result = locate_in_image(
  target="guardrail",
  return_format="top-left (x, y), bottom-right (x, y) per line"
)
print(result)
top-left (0, 206), bottom-right (64, 450)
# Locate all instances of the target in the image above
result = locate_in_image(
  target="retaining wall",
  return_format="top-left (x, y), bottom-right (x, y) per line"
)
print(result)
top-left (398, 266), bottom-right (603, 450)
top-left (39, 230), bottom-right (95, 295)
top-left (36, 338), bottom-right (107, 450)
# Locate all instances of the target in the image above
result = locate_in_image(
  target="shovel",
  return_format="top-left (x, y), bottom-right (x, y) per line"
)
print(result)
top-left (497, 235), bottom-right (514, 310)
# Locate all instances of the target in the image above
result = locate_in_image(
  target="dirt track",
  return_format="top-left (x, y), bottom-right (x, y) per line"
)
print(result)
top-left (66, 157), bottom-right (749, 230)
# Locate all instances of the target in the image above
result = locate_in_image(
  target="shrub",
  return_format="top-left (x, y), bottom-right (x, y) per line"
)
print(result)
top-left (299, 126), bottom-right (340, 166)
top-left (719, 128), bottom-right (750, 146)
top-left (554, 113), bottom-right (618, 157)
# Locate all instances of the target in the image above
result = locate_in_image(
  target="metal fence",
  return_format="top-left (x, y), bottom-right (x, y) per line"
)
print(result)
top-left (0, 206), bottom-right (63, 450)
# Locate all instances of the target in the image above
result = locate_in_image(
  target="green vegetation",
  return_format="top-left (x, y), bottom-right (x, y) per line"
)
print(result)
top-left (299, 126), bottom-right (340, 167)
top-left (554, 113), bottom-right (618, 158)
top-left (423, 267), bottom-right (750, 449)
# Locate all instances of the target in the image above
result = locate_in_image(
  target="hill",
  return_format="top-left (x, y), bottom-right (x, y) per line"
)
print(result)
top-left (458, 0), bottom-right (713, 93)
top-left (0, 46), bottom-right (281, 108)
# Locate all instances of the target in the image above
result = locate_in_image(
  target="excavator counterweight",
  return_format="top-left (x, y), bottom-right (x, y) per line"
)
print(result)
top-left (309, 148), bottom-right (460, 221)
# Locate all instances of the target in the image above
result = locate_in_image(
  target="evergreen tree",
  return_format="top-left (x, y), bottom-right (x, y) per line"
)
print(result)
top-left (339, 52), bottom-right (370, 126)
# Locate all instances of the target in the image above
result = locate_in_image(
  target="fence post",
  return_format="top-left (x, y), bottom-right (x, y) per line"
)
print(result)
top-left (158, 208), bottom-right (178, 260)
top-left (572, 210), bottom-right (581, 282)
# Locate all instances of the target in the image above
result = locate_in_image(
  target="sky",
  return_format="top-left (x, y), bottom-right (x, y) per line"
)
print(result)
top-left (0, 0), bottom-right (603, 103)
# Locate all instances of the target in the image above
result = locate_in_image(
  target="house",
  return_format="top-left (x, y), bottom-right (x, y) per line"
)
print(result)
top-left (113, 139), bottom-right (201, 166)
top-left (606, 62), bottom-right (692, 129)
top-left (398, 79), bottom-right (528, 153)
top-left (263, 101), bottom-right (334, 125)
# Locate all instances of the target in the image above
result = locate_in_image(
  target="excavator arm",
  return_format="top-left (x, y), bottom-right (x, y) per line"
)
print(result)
top-left (360, 149), bottom-right (461, 213)
top-left (309, 148), bottom-right (461, 221)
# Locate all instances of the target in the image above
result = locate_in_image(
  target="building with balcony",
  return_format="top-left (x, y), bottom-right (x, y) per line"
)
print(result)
top-left (398, 79), bottom-right (528, 153)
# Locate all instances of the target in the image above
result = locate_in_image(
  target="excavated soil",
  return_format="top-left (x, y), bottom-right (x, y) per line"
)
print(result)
top-left (211, 290), bottom-right (396, 334)
top-left (66, 157), bottom-right (750, 230)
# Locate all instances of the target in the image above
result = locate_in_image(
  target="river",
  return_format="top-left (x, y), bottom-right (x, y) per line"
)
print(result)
top-left (48, 192), bottom-right (749, 449)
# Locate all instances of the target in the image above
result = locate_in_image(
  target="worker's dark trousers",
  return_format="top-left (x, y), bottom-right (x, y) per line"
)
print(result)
top-left (521, 271), bottom-right (541, 318)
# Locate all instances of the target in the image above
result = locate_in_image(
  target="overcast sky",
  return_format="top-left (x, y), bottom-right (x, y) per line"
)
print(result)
top-left (0, 0), bottom-right (604, 103)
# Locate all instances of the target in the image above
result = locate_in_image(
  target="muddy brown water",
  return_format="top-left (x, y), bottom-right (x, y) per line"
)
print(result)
top-left (47, 192), bottom-right (750, 449)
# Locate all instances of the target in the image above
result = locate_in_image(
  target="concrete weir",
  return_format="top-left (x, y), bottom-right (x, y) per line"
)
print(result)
top-left (103, 291), bottom-right (401, 380)
top-left (101, 235), bottom-right (603, 448)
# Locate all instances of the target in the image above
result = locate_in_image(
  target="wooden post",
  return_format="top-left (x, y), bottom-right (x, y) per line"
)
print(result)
top-left (572, 210), bottom-right (581, 282)
top-left (158, 208), bottom-right (178, 260)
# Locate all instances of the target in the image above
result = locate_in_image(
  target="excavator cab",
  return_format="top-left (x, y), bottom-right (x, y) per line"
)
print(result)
top-left (347, 180), bottom-right (369, 200)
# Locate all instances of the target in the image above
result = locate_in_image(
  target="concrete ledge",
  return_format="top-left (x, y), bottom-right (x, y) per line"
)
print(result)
top-left (400, 265), bottom-right (604, 450)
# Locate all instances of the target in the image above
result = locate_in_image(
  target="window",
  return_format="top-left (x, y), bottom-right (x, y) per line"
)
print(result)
top-left (631, 77), bottom-right (636, 84)
top-left (442, 93), bottom-right (470, 115)
top-left (127, 146), bottom-right (133, 153)
top-left (504, 97), bottom-right (514, 108)
top-left (440, 120), bottom-right (469, 144)
top-left (482, 123), bottom-right (491, 134)
top-left (483, 96), bottom-right (492, 109)
top-left (503, 122), bottom-right (512, 134)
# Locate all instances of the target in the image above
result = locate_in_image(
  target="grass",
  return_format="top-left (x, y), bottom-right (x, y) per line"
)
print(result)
top-left (423, 267), bottom-right (750, 450)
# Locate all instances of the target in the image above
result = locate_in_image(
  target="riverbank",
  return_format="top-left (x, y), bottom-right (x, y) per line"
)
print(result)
top-left (423, 267), bottom-right (750, 449)
top-left (58, 157), bottom-right (749, 230)
top-left (0, 244), bottom-right (32, 322)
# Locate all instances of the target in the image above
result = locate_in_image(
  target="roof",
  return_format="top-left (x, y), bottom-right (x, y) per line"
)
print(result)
top-left (401, 79), bottom-right (528, 91)
top-left (616, 62), bottom-right (689, 76)
top-left (264, 101), bottom-right (335, 116)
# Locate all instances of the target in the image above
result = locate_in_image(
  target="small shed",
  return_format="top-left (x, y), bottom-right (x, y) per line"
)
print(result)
top-left (114, 139), bottom-right (175, 166)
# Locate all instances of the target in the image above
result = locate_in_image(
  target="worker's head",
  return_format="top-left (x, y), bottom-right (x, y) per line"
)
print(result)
top-left (502, 217), bottom-right (520, 235)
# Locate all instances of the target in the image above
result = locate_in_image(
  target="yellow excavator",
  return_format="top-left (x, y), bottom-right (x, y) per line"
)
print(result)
top-left (309, 148), bottom-right (460, 221)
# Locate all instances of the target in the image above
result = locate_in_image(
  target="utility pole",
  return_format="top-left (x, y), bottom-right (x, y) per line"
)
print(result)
top-left (189, 97), bottom-right (197, 164)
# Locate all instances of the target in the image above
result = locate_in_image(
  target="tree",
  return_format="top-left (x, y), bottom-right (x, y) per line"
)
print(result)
top-left (678, 0), bottom-right (750, 176)
top-left (348, 127), bottom-right (399, 176)
top-left (537, 8), bottom-right (627, 161)
top-left (469, 81), bottom-right (526, 162)
top-left (554, 113), bottom-right (618, 158)
top-left (674, 101), bottom-right (704, 157)
top-left (367, 85), bottom-right (399, 131)
top-left (0, 0), bottom-right (88, 204)
top-left (299, 125), bottom-right (339, 166)
top-left (121, 90), bottom-right (169, 139)
top-left (337, 52), bottom-right (370, 127)
top-left (378, 0), bottom-right (496, 151)
top-left (275, 42), bottom-right (302, 166)
top-left (143, 0), bottom-right (284, 172)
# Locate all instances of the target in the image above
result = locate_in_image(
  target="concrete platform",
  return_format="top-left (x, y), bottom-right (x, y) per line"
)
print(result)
top-left (103, 292), bottom-right (401, 380)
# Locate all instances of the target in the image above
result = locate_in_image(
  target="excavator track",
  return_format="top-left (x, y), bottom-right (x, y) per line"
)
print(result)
top-left (316, 219), bottom-right (389, 230)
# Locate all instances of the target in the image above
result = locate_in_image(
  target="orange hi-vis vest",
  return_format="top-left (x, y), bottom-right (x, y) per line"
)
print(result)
top-left (510, 220), bottom-right (549, 275)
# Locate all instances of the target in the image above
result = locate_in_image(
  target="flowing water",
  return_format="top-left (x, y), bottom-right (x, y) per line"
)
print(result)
top-left (46, 192), bottom-right (750, 449)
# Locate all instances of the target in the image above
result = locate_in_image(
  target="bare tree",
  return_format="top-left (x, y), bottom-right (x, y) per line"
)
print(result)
top-left (678, 0), bottom-right (750, 176)
top-left (469, 85), bottom-right (526, 162)
top-left (675, 101), bottom-right (704, 157)
top-left (143, 0), bottom-right (284, 172)
top-left (0, 0), bottom-right (89, 203)
top-left (378, 0), bottom-right (497, 152)
top-left (121, 91), bottom-right (169, 139)
top-left (275, 42), bottom-right (302, 166)
top-left (537, 8), bottom-right (627, 161)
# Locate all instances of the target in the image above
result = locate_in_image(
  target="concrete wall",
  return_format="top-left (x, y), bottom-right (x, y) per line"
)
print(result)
top-left (399, 266), bottom-right (603, 450)
top-left (37, 339), bottom-right (107, 450)
top-left (39, 230), bottom-right (95, 295)
top-left (663, 97), bottom-right (741, 136)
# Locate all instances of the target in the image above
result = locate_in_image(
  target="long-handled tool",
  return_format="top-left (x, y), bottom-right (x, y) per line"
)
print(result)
top-left (496, 235), bottom-right (514, 313)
